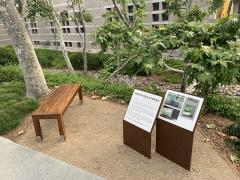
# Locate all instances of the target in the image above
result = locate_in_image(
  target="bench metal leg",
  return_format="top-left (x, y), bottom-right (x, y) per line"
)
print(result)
top-left (57, 114), bottom-right (66, 141)
top-left (78, 86), bottom-right (83, 104)
top-left (32, 116), bottom-right (43, 141)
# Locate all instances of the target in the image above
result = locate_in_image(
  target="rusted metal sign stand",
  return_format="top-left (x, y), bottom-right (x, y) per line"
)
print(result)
top-left (123, 120), bottom-right (153, 158)
top-left (156, 118), bottom-right (199, 170)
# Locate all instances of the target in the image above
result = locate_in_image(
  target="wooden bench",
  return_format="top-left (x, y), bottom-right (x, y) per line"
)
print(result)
top-left (32, 84), bottom-right (83, 141)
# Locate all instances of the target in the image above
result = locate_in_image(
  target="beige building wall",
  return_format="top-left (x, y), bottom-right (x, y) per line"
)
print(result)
top-left (1, 0), bottom-right (235, 52)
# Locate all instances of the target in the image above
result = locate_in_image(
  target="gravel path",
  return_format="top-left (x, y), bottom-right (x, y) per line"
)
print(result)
top-left (18, 96), bottom-right (239, 180)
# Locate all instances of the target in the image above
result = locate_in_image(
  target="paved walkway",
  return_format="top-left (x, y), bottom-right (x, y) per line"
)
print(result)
top-left (0, 137), bottom-right (104, 180)
top-left (18, 97), bottom-right (239, 180)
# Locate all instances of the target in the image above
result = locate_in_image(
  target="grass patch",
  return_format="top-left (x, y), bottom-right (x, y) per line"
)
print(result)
top-left (0, 82), bottom-right (38, 135)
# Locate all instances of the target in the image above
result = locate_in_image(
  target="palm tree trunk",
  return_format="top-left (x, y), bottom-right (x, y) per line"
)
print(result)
top-left (0, 0), bottom-right (50, 98)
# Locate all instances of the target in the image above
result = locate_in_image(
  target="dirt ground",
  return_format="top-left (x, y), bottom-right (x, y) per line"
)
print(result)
top-left (6, 96), bottom-right (240, 180)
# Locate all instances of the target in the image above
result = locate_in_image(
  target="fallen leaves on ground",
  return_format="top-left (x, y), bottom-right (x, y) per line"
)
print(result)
top-left (216, 131), bottom-right (226, 138)
top-left (90, 95), bottom-right (101, 100)
top-left (18, 130), bottom-right (24, 136)
top-left (203, 138), bottom-right (210, 142)
top-left (230, 155), bottom-right (240, 164)
top-left (206, 123), bottom-right (216, 129)
top-left (101, 96), bottom-right (109, 101)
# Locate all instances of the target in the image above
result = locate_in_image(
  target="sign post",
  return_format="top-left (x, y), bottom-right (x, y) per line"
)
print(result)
top-left (156, 90), bottom-right (204, 170)
top-left (123, 89), bottom-right (162, 158)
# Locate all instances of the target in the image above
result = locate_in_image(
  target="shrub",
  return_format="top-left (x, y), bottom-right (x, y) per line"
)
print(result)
top-left (0, 65), bottom-right (23, 83)
top-left (226, 124), bottom-right (240, 137)
top-left (0, 46), bottom-right (108, 70)
top-left (0, 46), bottom-right (18, 65)
top-left (205, 94), bottom-right (240, 122)
top-left (69, 51), bottom-right (107, 70)
top-left (35, 48), bottom-right (65, 68)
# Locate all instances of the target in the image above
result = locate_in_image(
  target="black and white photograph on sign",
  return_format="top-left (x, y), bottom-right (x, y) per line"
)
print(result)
top-left (180, 98), bottom-right (200, 121)
top-left (160, 105), bottom-right (180, 121)
top-left (164, 92), bottom-right (185, 109)
top-left (158, 90), bottom-right (204, 132)
top-left (124, 89), bottom-right (162, 132)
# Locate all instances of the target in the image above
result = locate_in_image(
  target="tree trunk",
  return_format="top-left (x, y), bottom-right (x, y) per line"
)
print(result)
top-left (227, 0), bottom-right (234, 16)
top-left (77, 1), bottom-right (88, 75)
top-left (180, 68), bottom-right (188, 93)
top-left (47, 0), bottom-right (75, 73)
top-left (0, 0), bottom-right (50, 98)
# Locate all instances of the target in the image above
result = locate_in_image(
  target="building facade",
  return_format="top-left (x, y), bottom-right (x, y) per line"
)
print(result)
top-left (0, 0), bottom-right (238, 52)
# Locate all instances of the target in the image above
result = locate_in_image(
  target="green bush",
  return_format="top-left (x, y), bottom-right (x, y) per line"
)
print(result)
top-left (69, 51), bottom-right (107, 70)
top-left (205, 95), bottom-right (240, 122)
top-left (226, 124), bottom-right (240, 137)
top-left (0, 46), bottom-right (18, 65)
top-left (35, 48), bottom-right (65, 68)
top-left (0, 65), bottom-right (23, 82)
top-left (0, 46), bottom-right (108, 70)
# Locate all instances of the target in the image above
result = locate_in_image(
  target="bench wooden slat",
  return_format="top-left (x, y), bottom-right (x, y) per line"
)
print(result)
top-left (32, 84), bottom-right (83, 141)
top-left (33, 84), bottom-right (80, 115)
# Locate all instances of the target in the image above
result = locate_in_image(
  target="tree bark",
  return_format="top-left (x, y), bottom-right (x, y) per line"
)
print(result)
top-left (47, 0), bottom-right (75, 73)
top-left (112, 0), bottom-right (130, 27)
top-left (77, 1), bottom-right (88, 75)
top-left (180, 67), bottom-right (188, 93)
top-left (0, 0), bottom-right (50, 98)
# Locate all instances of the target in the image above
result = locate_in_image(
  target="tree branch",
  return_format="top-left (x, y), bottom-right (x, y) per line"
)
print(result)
top-left (112, 0), bottom-right (130, 27)
top-left (105, 55), bottom-right (137, 81)
top-left (163, 61), bottom-right (184, 73)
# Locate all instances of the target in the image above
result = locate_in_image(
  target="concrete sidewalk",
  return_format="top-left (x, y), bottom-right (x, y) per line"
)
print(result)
top-left (0, 137), bottom-right (104, 180)
top-left (18, 96), bottom-right (239, 180)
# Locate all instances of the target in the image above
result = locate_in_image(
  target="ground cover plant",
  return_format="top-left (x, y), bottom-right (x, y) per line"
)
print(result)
top-left (0, 82), bottom-right (38, 135)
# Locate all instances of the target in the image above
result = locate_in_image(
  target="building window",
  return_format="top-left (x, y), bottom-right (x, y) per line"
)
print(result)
top-left (62, 28), bottom-right (70, 33)
top-left (34, 41), bottom-right (40, 45)
top-left (106, 7), bottom-right (112, 12)
top-left (31, 22), bottom-right (37, 28)
top-left (128, 5), bottom-right (134, 13)
top-left (152, 2), bottom-right (159, 11)
top-left (32, 29), bottom-right (38, 34)
top-left (61, 12), bottom-right (70, 26)
top-left (53, 41), bottom-right (60, 46)
top-left (77, 42), bottom-right (81, 48)
top-left (64, 42), bottom-right (72, 47)
top-left (162, 13), bottom-right (169, 21)
top-left (51, 28), bottom-right (56, 33)
top-left (152, 14), bottom-right (159, 22)
top-left (162, 2), bottom-right (167, 10)
top-left (80, 27), bottom-right (84, 33)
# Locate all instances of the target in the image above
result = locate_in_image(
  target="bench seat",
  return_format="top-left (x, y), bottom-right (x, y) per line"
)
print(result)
top-left (32, 84), bottom-right (83, 141)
